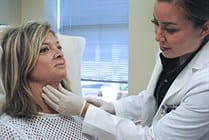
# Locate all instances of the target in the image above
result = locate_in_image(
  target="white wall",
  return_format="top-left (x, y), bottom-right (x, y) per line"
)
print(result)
top-left (0, 0), bottom-right (21, 25)
top-left (0, 0), bottom-right (43, 24)
top-left (128, 0), bottom-right (158, 95)
top-left (21, 0), bottom-right (44, 23)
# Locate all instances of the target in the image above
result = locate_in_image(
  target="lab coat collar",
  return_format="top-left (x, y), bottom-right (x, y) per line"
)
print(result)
top-left (154, 41), bottom-right (209, 120)
top-left (164, 41), bottom-right (209, 99)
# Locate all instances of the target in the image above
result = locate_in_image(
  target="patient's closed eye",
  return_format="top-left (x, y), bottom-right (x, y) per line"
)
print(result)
top-left (40, 47), bottom-right (50, 53)
top-left (40, 45), bottom-right (62, 54)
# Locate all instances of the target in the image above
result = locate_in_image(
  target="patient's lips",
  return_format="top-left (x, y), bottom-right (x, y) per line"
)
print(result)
top-left (54, 61), bottom-right (65, 68)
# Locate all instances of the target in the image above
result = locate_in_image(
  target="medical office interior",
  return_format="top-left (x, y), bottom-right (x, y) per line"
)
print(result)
top-left (0, 0), bottom-right (157, 102)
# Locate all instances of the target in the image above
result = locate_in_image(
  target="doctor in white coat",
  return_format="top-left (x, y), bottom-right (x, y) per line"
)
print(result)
top-left (42, 0), bottom-right (209, 139)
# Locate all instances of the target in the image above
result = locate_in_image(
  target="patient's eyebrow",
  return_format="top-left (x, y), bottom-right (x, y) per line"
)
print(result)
top-left (42, 41), bottom-right (60, 46)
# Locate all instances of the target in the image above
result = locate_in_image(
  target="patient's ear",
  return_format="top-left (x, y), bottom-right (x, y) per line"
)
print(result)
top-left (200, 20), bottom-right (209, 39)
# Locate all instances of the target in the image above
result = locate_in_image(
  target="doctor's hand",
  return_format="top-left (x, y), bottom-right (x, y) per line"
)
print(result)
top-left (86, 97), bottom-right (115, 115)
top-left (42, 84), bottom-right (88, 117)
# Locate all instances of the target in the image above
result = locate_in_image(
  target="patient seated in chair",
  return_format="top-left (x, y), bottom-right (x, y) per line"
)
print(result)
top-left (0, 21), bottom-right (95, 140)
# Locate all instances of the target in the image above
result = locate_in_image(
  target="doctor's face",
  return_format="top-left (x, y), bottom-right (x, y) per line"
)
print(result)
top-left (29, 32), bottom-right (66, 85)
top-left (152, 2), bottom-right (203, 58)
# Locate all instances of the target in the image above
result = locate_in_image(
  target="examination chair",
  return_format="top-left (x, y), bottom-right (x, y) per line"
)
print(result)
top-left (0, 34), bottom-right (86, 114)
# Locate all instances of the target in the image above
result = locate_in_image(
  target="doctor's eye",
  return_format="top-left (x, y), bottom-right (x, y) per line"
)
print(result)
top-left (165, 28), bottom-right (178, 34)
top-left (151, 19), bottom-right (159, 26)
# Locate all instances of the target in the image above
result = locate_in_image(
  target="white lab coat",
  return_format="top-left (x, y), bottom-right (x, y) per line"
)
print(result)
top-left (82, 41), bottom-right (209, 140)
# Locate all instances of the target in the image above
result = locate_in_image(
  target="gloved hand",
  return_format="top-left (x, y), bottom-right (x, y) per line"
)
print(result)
top-left (86, 97), bottom-right (115, 115)
top-left (42, 84), bottom-right (87, 116)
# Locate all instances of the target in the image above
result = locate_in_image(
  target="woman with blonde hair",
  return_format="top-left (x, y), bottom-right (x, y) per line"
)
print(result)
top-left (0, 21), bottom-right (95, 140)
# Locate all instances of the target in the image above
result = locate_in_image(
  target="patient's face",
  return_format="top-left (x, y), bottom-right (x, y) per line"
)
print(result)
top-left (29, 32), bottom-right (66, 85)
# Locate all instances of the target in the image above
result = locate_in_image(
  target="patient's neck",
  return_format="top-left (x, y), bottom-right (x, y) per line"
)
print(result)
top-left (29, 81), bottom-right (59, 114)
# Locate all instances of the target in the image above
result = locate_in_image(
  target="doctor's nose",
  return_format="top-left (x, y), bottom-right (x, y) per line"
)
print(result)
top-left (154, 28), bottom-right (166, 42)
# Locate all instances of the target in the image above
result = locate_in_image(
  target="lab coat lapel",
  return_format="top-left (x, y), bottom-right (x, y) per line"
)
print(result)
top-left (161, 41), bottom-right (209, 105)
top-left (161, 65), bottom-right (192, 103)
top-left (141, 55), bottom-right (162, 125)
top-left (153, 41), bottom-right (209, 121)
top-left (146, 54), bottom-right (162, 93)
top-left (153, 66), bottom-right (192, 121)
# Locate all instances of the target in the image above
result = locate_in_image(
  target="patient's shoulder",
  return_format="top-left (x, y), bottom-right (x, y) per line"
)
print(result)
top-left (0, 114), bottom-right (25, 139)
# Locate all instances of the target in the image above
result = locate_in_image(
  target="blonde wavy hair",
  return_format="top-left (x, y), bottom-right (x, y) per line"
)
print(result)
top-left (0, 21), bottom-right (71, 118)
